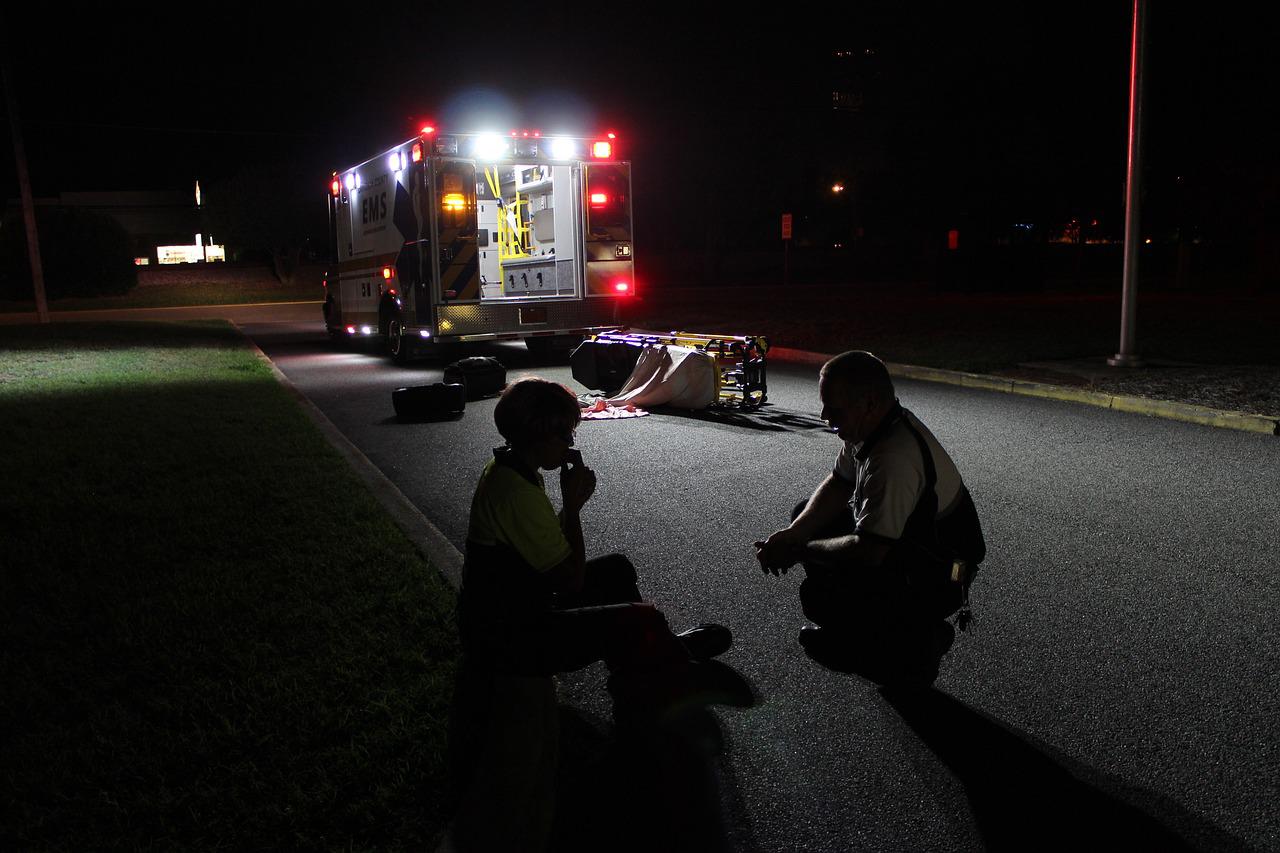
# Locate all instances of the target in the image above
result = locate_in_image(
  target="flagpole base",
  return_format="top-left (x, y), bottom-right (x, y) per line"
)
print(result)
top-left (1107, 353), bottom-right (1145, 368)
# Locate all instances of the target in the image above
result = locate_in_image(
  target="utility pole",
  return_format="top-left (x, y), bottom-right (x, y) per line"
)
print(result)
top-left (1109, 0), bottom-right (1146, 367)
top-left (1, 24), bottom-right (49, 323)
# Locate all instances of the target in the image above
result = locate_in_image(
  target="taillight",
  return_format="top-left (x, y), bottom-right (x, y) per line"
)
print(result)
top-left (590, 192), bottom-right (609, 209)
top-left (614, 281), bottom-right (630, 294)
top-left (412, 142), bottom-right (423, 162)
top-left (330, 175), bottom-right (341, 196)
top-left (382, 267), bottom-right (393, 280)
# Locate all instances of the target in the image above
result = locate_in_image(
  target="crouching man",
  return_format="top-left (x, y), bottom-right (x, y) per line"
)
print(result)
top-left (754, 351), bottom-right (986, 685)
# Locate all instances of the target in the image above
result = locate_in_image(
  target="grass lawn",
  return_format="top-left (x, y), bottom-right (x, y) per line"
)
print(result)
top-left (0, 321), bottom-right (459, 850)
top-left (0, 265), bottom-right (323, 313)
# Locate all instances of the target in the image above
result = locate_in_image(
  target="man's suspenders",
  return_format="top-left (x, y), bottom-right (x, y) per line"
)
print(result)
top-left (901, 409), bottom-right (977, 631)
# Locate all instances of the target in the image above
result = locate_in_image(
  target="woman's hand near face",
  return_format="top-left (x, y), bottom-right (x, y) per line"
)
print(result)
top-left (560, 450), bottom-right (596, 512)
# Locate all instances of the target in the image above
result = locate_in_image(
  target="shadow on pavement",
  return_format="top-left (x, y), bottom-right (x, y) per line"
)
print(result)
top-left (880, 688), bottom-right (1254, 852)
top-left (549, 666), bottom-right (760, 853)
top-left (646, 403), bottom-right (829, 434)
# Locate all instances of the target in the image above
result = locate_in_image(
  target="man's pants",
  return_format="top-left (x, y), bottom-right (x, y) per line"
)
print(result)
top-left (792, 500), bottom-right (956, 644)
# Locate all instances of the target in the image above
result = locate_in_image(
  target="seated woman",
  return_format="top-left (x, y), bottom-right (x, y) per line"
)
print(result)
top-left (458, 377), bottom-right (732, 690)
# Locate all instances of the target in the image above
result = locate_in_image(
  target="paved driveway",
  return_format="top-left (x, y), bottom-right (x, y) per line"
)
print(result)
top-left (242, 317), bottom-right (1278, 853)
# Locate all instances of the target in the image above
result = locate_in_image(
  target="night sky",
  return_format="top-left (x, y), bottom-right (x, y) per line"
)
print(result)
top-left (3, 3), bottom-right (1278, 251)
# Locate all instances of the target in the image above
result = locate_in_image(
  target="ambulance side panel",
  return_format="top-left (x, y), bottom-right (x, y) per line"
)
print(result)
top-left (332, 153), bottom-right (418, 331)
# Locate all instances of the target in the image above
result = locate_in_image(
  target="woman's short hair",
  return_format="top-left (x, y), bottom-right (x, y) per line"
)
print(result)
top-left (493, 378), bottom-right (580, 446)
top-left (820, 350), bottom-right (895, 405)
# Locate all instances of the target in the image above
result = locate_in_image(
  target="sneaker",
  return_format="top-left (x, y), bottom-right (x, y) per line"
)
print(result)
top-left (797, 624), bottom-right (854, 653)
top-left (676, 624), bottom-right (732, 661)
top-left (797, 625), bottom-right (861, 670)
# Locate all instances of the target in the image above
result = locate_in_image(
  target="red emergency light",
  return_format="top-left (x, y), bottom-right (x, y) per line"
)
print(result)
top-left (382, 266), bottom-right (394, 280)
top-left (411, 143), bottom-right (423, 163)
top-left (330, 175), bottom-right (341, 197)
top-left (420, 125), bottom-right (436, 135)
top-left (614, 281), bottom-right (630, 294)
top-left (592, 140), bottom-right (613, 159)
top-left (590, 191), bottom-right (609, 209)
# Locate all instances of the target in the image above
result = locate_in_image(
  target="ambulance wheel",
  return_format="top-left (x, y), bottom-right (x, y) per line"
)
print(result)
top-left (388, 320), bottom-right (413, 365)
top-left (525, 335), bottom-right (580, 363)
top-left (525, 337), bottom-right (553, 359)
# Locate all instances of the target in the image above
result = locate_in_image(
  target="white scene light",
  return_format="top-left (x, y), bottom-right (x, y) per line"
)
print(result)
top-left (473, 133), bottom-right (509, 160)
top-left (550, 137), bottom-right (577, 159)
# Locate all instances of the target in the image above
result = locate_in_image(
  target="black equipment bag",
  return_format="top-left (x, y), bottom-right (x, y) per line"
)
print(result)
top-left (393, 383), bottom-right (466, 420)
top-left (443, 356), bottom-right (507, 400)
top-left (569, 339), bottom-right (643, 394)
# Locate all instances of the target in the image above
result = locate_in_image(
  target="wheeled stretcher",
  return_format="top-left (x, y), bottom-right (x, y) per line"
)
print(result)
top-left (570, 329), bottom-right (768, 408)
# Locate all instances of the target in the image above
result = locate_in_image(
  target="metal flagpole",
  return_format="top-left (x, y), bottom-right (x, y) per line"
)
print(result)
top-left (1, 25), bottom-right (50, 323)
top-left (1109, 0), bottom-right (1147, 367)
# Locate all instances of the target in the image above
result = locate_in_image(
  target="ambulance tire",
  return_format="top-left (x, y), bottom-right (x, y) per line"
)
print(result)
top-left (388, 320), bottom-right (414, 365)
top-left (377, 298), bottom-right (397, 351)
top-left (525, 335), bottom-right (583, 363)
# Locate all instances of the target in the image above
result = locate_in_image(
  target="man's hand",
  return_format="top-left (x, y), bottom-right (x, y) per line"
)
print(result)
top-left (753, 527), bottom-right (807, 576)
top-left (560, 449), bottom-right (597, 513)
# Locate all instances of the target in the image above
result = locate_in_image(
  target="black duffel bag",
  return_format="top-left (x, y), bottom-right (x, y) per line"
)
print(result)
top-left (393, 383), bottom-right (466, 420)
top-left (443, 356), bottom-right (507, 400)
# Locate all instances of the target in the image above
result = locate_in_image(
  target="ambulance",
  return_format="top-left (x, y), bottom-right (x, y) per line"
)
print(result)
top-left (323, 127), bottom-right (634, 362)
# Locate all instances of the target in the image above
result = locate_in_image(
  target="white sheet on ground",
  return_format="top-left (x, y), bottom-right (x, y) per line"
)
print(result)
top-left (606, 344), bottom-right (717, 409)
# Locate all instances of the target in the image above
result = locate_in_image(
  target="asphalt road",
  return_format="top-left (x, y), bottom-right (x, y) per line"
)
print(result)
top-left (241, 315), bottom-right (1278, 853)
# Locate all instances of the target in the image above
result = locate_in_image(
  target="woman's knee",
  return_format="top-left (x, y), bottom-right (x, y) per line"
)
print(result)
top-left (589, 553), bottom-right (638, 585)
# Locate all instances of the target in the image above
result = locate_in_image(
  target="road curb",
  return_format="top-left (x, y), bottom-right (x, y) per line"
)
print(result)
top-left (237, 326), bottom-right (465, 590)
top-left (768, 346), bottom-right (1280, 436)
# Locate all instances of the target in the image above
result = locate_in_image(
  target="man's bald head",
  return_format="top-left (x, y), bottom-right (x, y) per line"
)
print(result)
top-left (819, 351), bottom-right (895, 407)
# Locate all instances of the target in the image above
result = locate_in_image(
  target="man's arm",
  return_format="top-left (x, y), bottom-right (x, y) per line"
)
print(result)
top-left (756, 474), bottom-right (897, 574)
top-left (755, 474), bottom-right (855, 574)
top-left (797, 531), bottom-right (892, 571)
top-left (790, 473), bottom-right (856, 540)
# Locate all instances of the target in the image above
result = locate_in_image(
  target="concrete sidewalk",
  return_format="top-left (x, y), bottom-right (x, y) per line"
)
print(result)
top-left (770, 348), bottom-right (1280, 436)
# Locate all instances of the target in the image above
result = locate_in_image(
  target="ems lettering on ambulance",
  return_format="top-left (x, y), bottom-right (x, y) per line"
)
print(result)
top-left (360, 173), bottom-right (389, 236)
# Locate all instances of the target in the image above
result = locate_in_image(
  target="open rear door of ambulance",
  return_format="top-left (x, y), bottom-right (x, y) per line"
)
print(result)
top-left (430, 158), bottom-right (481, 303)
top-left (583, 161), bottom-right (634, 298)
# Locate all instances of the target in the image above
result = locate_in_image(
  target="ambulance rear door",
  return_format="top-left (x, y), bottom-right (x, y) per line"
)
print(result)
top-left (429, 157), bottom-right (481, 303)
top-left (582, 162), bottom-right (634, 297)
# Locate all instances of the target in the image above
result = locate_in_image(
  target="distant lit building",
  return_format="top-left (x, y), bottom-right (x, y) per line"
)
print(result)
top-left (5, 184), bottom-right (223, 264)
